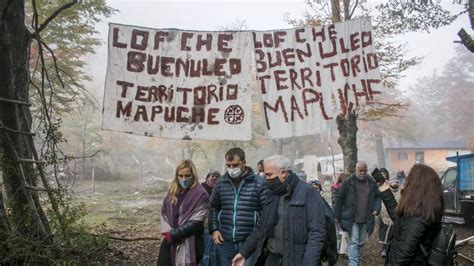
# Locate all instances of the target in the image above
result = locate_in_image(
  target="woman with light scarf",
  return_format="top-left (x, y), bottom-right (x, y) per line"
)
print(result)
top-left (157, 160), bottom-right (210, 266)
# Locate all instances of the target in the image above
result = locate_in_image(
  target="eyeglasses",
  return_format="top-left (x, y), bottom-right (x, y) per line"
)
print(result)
top-left (178, 174), bottom-right (192, 178)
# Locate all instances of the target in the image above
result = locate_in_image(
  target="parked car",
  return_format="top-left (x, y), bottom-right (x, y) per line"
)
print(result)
top-left (441, 153), bottom-right (474, 224)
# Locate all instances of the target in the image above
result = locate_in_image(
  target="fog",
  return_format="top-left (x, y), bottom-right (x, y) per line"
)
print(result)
top-left (61, 0), bottom-right (470, 186)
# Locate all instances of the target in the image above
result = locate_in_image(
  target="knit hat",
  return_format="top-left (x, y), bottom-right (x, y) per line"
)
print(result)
top-left (206, 170), bottom-right (221, 180)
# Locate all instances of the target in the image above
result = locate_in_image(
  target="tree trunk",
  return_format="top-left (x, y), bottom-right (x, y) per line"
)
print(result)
top-left (213, 144), bottom-right (224, 171)
top-left (0, 188), bottom-right (9, 256)
top-left (343, 0), bottom-right (350, 19)
top-left (82, 122), bottom-right (87, 176)
top-left (271, 139), bottom-right (284, 155)
top-left (337, 111), bottom-right (358, 175)
top-left (331, 0), bottom-right (342, 22)
top-left (0, 0), bottom-right (51, 241)
top-left (375, 132), bottom-right (386, 168)
top-left (0, 189), bottom-right (10, 234)
top-left (332, 0), bottom-right (359, 176)
top-left (277, 140), bottom-right (283, 155)
top-left (183, 141), bottom-right (193, 160)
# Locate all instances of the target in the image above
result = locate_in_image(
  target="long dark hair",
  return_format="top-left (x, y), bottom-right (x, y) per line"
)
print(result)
top-left (380, 168), bottom-right (390, 180)
top-left (396, 164), bottom-right (444, 223)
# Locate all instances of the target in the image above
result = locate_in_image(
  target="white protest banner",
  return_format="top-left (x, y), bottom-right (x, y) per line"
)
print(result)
top-left (103, 23), bottom-right (253, 140)
top-left (254, 18), bottom-right (382, 139)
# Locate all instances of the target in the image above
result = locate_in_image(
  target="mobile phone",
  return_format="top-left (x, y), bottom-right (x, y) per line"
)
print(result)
top-left (371, 168), bottom-right (385, 184)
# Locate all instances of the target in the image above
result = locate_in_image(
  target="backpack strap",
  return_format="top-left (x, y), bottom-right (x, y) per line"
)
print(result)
top-left (419, 244), bottom-right (428, 257)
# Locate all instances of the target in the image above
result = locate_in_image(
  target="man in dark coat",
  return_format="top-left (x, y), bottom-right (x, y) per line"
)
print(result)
top-left (334, 161), bottom-right (381, 266)
top-left (231, 155), bottom-right (326, 266)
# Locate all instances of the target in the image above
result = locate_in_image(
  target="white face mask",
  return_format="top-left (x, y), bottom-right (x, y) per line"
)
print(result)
top-left (227, 167), bottom-right (242, 179)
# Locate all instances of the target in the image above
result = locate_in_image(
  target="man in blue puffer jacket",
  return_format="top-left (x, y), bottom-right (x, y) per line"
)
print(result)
top-left (209, 147), bottom-right (269, 266)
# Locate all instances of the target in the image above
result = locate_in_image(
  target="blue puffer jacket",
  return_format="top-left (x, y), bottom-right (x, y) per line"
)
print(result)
top-left (209, 167), bottom-right (268, 242)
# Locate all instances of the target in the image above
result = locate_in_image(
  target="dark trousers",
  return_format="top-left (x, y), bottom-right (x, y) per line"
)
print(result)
top-left (219, 240), bottom-right (255, 266)
top-left (156, 240), bottom-right (171, 266)
top-left (264, 253), bottom-right (282, 266)
top-left (378, 217), bottom-right (393, 249)
top-left (200, 228), bottom-right (221, 266)
top-left (157, 236), bottom-right (204, 266)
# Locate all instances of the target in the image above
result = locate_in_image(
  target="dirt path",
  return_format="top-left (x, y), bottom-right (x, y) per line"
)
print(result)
top-left (103, 222), bottom-right (473, 265)
top-left (101, 225), bottom-right (161, 265)
top-left (76, 180), bottom-right (474, 265)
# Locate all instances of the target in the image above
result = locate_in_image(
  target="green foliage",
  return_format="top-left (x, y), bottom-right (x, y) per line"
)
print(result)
top-left (48, 186), bottom-right (110, 251)
top-left (61, 103), bottom-right (103, 159)
top-left (42, 118), bottom-right (69, 165)
top-left (286, 0), bottom-right (461, 120)
top-left (375, 1), bottom-right (458, 35)
top-left (26, 0), bottom-right (116, 115)
top-left (0, 1), bottom-right (118, 263)
top-left (1, 185), bottom-right (111, 264)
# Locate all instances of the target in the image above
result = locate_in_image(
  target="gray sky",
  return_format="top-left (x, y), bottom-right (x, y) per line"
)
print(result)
top-left (84, 0), bottom-right (471, 100)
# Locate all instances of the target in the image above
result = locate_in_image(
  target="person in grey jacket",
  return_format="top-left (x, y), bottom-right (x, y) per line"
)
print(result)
top-left (209, 147), bottom-right (268, 266)
top-left (334, 161), bottom-right (381, 266)
top-left (231, 155), bottom-right (326, 266)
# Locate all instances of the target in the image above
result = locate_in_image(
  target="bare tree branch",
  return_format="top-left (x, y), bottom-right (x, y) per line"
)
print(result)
top-left (2, 131), bottom-right (51, 239)
top-left (24, 185), bottom-right (50, 192)
top-left (38, 39), bottom-right (65, 89)
top-left (105, 235), bottom-right (161, 242)
top-left (349, 0), bottom-right (359, 19)
top-left (36, 0), bottom-right (78, 34)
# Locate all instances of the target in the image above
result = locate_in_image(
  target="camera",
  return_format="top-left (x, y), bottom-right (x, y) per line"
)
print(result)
top-left (371, 168), bottom-right (386, 184)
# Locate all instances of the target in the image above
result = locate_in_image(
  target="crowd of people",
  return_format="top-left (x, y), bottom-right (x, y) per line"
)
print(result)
top-left (156, 147), bottom-right (445, 266)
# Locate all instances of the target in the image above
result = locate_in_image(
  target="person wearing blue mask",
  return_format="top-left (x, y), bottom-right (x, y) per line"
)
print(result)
top-left (157, 160), bottom-right (209, 266)
top-left (209, 147), bottom-right (268, 266)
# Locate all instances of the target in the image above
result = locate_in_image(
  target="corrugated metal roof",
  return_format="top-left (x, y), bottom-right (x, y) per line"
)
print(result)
top-left (387, 139), bottom-right (471, 150)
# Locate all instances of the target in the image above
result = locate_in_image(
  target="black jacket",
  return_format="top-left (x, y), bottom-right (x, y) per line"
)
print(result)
top-left (239, 174), bottom-right (326, 266)
top-left (334, 175), bottom-right (381, 235)
top-left (201, 182), bottom-right (213, 196)
top-left (209, 167), bottom-right (268, 242)
top-left (380, 190), bottom-right (441, 265)
top-left (170, 220), bottom-right (204, 243)
top-left (330, 184), bottom-right (341, 208)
